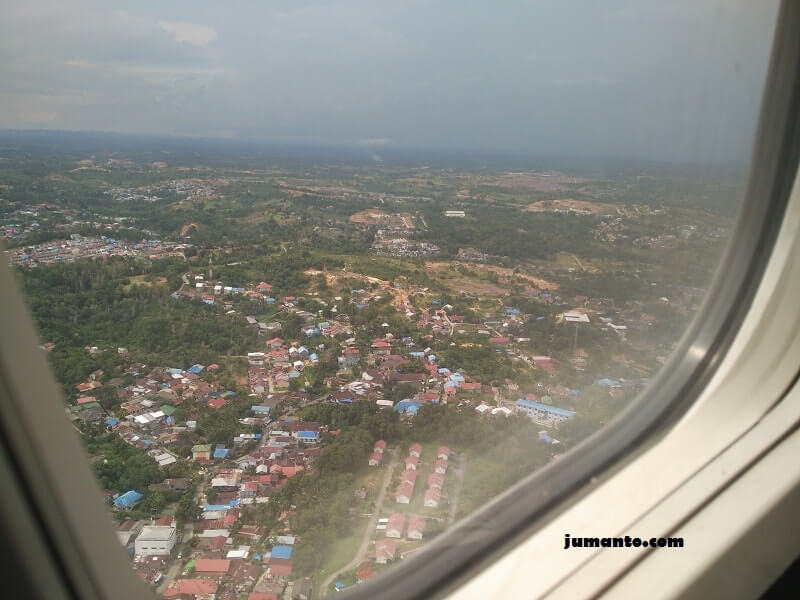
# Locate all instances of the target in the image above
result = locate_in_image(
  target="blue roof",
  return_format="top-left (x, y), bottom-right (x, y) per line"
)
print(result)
top-left (505, 308), bottom-right (521, 315)
top-left (271, 545), bottom-right (293, 560)
top-left (105, 417), bottom-right (118, 426)
top-left (189, 364), bottom-right (204, 373)
top-left (394, 400), bottom-right (421, 415)
top-left (515, 399), bottom-right (575, 418)
top-left (449, 372), bottom-right (465, 382)
top-left (265, 297), bottom-right (276, 303)
top-left (438, 368), bottom-right (451, 374)
top-left (229, 499), bottom-right (240, 507)
top-left (214, 448), bottom-right (229, 458)
top-left (203, 504), bottom-right (230, 512)
top-left (165, 416), bottom-right (175, 425)
top-left (309, 353), bottom-right (319, 361)
top-left (335, 582), bottom-right (345, 591)
top-left (113, 490), bottom-right (143, 509)
top-left (409, 351), bottom-right (425, 358)
top-left (595, 378), bottom-right (620, 387)
top-left (252, 405), bottom-right (271, 413)
top-left (297, 431), bottom-right (318, 439)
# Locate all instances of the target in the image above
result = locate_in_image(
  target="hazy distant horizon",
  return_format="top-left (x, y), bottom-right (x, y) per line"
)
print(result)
top-left (0, 128), bottom-right (756, 176)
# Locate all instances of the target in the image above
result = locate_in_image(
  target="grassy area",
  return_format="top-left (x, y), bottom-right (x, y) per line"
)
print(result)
top-left (312, 516), bottom-right (368, 599)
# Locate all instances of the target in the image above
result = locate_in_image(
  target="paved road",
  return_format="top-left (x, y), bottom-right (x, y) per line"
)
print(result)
top-left (156, 479), bottom-right (206, 594)
top-left (321, 449), bottom-right (399, 596)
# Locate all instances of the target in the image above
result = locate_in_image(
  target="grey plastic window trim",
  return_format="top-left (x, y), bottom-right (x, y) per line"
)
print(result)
top-left (0, 3), bottom-right (796, 600)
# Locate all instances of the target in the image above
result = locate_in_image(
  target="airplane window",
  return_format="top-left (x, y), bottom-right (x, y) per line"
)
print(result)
top-left (0, 1), bottom-right (782, 598)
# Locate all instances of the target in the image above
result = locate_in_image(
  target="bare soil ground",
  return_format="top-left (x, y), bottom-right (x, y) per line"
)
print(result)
top-left (525, 198), bottom-right (618, 214)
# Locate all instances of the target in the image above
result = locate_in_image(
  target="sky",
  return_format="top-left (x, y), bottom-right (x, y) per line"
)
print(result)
top-left (0, 1), bottom-right (781, 163)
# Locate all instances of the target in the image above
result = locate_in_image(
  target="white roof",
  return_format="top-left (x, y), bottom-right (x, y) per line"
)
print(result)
top-left (563, 311), bottom-right (590, 323)
top-left (138, 526), bottom-right (175, 541)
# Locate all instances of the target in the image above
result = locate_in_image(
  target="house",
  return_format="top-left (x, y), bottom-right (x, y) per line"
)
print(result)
top-left (134, 525), bottom-right (176, 556)
top-left (407, 516), bottom-right (426, 540)
top-left (193, 558), bottom-right (231, 576)
top-left (368, 451), bottom-right (383, 467)
top-left (394, 482), bottom-right (413, 504)
top-left (423, 488), bottom-right (441, 508)
top-left (437, 446), bottom-right (451, 460)
top-left (296, 430), bottom-right (319, 444)
top-left (408, 443), bottom-right (422, 457)
top-left (163, 579), bottom-right (218, 598)
top-left (404, 455), bottom-right (419, 470)
top-left (427, 473), bottom-right (444, 490)
top-left (357, 564), bottom-right (376, 583)
top-left (268, 544), bottom-right (294, 562)
top-left (400, 470), bottom-right (418, 486)
top-left (386, 513), bottom-right (405, 538)
top-left (208, 397), bottom-right (227, 409)
top-left (373, 439), bottom-right (387, 453)
top-left (515, 399), bottom-right (575, 424)
top-left (375, 539), bottom-right (398, 564)
top-left (214, 447), bottom-right (230, 459)
top-left (192, 444), bottom-right (213, 461)
top-left (113, 490), bottom-right (143, 510)
top-left (434, 459), bottom-right (448, 475)
top-left (270, 563), bottom-right (293, 577)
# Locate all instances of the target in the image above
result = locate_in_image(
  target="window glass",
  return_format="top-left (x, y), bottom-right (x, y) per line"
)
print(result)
top-left (1, 1), bottom-right (778, 597)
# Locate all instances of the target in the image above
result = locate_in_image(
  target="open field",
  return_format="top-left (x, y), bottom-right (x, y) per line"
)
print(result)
top-left (525, 198), bottom-right (619, 215)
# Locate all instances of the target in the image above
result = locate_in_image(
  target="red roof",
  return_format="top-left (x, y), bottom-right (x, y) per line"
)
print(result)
top-left (208, 397), bottom-right (227, 409)
top-left (357, 565), bottom-right (376, 582)
top-left (387, 513), bottom-right (405, 532)
top-left (395, 482), bottom-right (413, 498)
top-left (373, 439), bottom-right (387, 449)
top-left (209, 536), bottom-right (227, 550)
top-left (368, 451), bottom-right (383, 464)
top-left (409, 443), bottom-right (422, 453)
top-left (76, 396), bottom-right (96, 405)
top-left (408, 515), bottom-right (427, 534)
top-left (194, 558), bottom-right (231, 574)
top-left (163, 579), bottom-right (218, 597)
top-left (248, 593), bottom-right (279, 600)
top-left (270, 563), bottom-right (293, 577)
top-left (207, 364), bottom-right (220, 370)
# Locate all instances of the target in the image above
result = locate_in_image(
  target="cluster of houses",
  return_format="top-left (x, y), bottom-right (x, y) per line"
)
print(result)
top-left (7, 235), bottom-right (183, 267)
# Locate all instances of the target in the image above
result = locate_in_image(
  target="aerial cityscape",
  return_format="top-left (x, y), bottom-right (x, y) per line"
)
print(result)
top-left (1, 129), bottom-right (744, 599)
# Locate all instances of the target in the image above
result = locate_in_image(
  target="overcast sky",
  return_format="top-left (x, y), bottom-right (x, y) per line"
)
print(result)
top-left (0, 1), bottom-right (780, 163)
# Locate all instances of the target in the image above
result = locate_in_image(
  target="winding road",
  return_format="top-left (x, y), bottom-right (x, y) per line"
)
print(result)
top-left (321, 449), bottom-right (399, 596)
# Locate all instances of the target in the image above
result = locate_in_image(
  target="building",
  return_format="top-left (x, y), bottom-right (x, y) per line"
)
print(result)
top-left (368, 451), bottom-right (383, 467)
top-left (192, 444), bottom-right (213, 461)
top-left (395, 482), bottom-right (413, 504)
top-left (515, 399), bottom-right (575, 425)
top-left (375, 539), bottom-right (398, 564)
top-left (135, 525), bottom-right (177, 556)
top-left (424, 488), bottom-right (441, 508)
top-left (407, 516), bottom-right (426, 540)
top-left (434, 459), bottom-right (448, 475)
top-left (113, 490), bottom-right (143, 510)
top-left (408, 443), bottom-right (422, 457)
top-left (386, 513), bottom-right (405, 539)
top-left (405, 455), bottom-right (420, 470)
top-left (193, 558), bottom-right (231, 576)
top-left (444, 210), bottom-right (466, 217)
top-left (163, 579), bottom-right (218, 598)
top-left (437, 446), bottom-right (451, 460)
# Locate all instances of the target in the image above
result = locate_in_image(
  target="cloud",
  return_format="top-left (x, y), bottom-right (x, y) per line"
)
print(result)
top-left (158, 21), bottom-right (217, 47)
